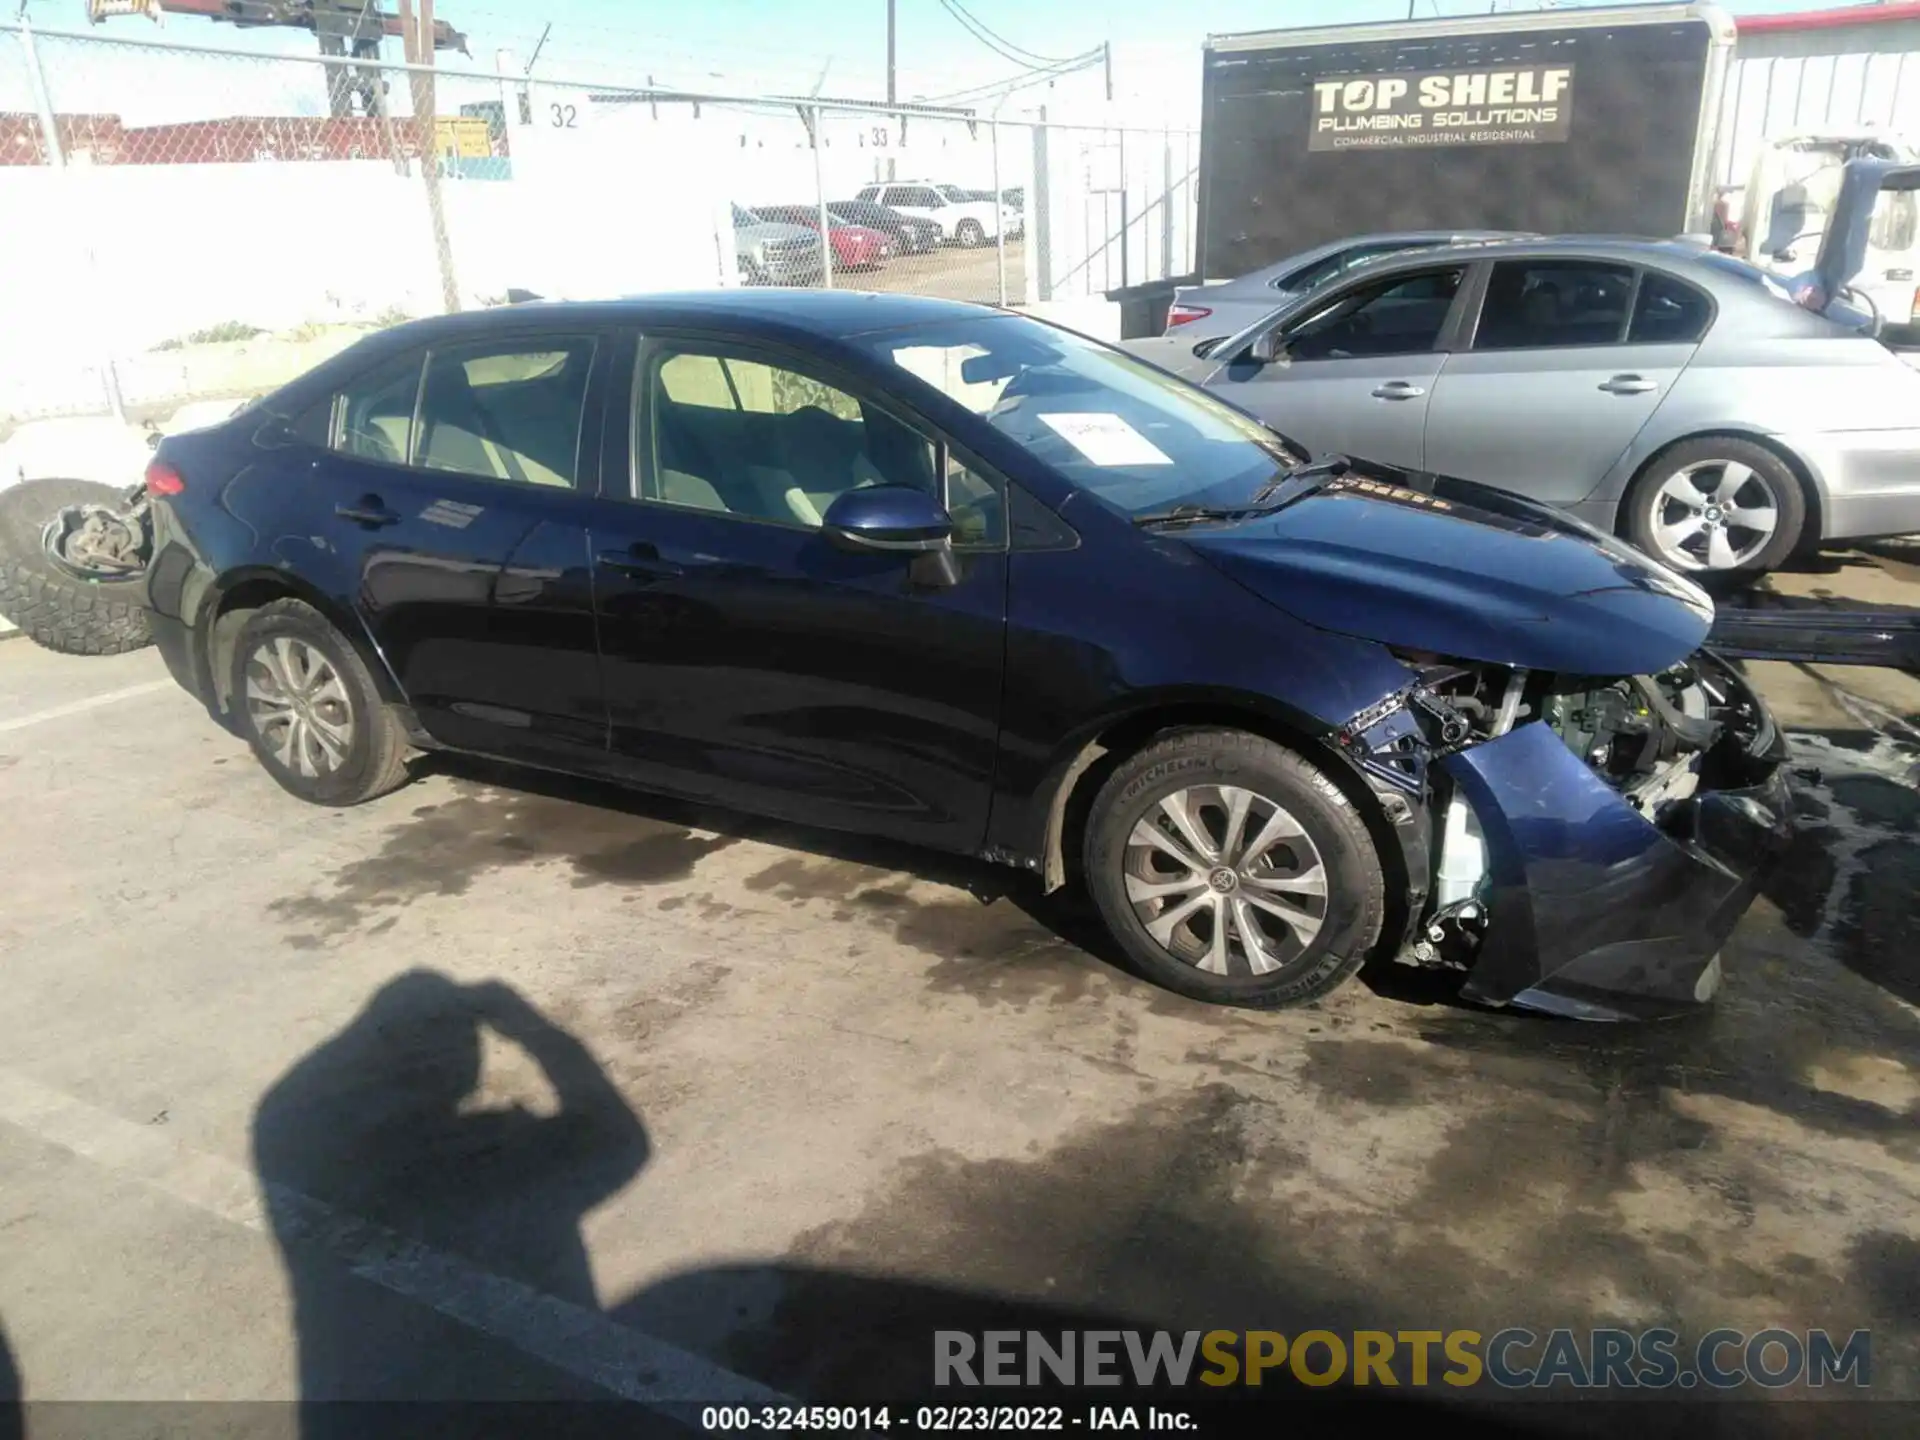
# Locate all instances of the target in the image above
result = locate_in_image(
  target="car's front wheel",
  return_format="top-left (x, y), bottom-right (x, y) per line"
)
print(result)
top-left (955, 218), bottom-right (986, 248)
top-left (1083, 729), bottom-right (1386, 1009)
top-left (1624, 438), bottom-right (1805, 574)
top-left (231, 598), bottom-right (411, 806)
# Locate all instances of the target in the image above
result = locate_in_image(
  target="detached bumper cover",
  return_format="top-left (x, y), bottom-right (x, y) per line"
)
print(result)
top-left (1442, 685), bottom-right (1792, 1021)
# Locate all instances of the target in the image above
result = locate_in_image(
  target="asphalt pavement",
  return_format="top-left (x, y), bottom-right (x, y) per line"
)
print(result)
top-left (0, 555), bottom-right (1914, 1436)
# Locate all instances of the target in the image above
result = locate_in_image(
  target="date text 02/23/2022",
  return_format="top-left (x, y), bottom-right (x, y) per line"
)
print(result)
top-left (700, 1405), bottom-right (1195, 1432)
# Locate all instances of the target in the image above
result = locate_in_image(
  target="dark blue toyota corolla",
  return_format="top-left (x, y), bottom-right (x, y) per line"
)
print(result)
top-left (140, 291), bottom-right (1791, 1020)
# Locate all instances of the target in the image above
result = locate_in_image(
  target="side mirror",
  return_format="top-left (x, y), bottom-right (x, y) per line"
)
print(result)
top-left (821, 485), bottom-right (953, 554)
top-left (1243, 329), bottom-right (1289, 366)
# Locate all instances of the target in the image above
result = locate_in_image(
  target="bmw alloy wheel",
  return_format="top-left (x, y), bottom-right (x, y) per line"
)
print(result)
top-left (1123, 784), bottom-right (1328, 976)
top-left (1648, 459), bottom-right (1779, 571)
top-left (244, 635), bottom-right (355, 778)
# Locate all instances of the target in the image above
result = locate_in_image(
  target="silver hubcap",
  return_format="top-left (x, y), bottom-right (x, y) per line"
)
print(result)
top-left (1650, 460), bottom-right (1778, 571)
top-left (1124, 785), bottom-right (1328, 976)
top-left (244, 636), bottom-right (354, 778)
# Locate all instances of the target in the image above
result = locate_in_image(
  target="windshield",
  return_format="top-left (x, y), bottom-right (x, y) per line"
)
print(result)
top-left (857, 316), bottom-right (1307, 516)
top-left (936, 184), bottom-right (969, 201)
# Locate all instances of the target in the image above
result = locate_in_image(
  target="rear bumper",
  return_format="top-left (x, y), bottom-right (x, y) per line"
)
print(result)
top-left (1443, 665), bottom-right (1792, 1021)
top-left (149, 605), bottom-right (217, 713)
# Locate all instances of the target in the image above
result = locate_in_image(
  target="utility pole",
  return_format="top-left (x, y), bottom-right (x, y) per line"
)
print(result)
top-left (886, 0), bottom-right (897, 106)
top-left (397, 0), bottom-right (460, 312)
top-left (885, 0), bottom-right (897, 180)
top-left (1103, 41), bottom-right (1112, 103)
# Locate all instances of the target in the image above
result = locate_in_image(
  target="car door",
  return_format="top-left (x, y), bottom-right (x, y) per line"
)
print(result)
top-left (1207, 263), bottom-right (1468, 470)
top-left (288, 331), bottom-right (609, 763)
top-left (581, 331), bottom-right (1009, 851)
top-left (1423, 260), bottom-right (1707, 506)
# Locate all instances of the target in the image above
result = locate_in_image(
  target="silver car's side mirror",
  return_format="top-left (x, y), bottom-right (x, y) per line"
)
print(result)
top-left (1246, 329), bottom-right (1289, 366)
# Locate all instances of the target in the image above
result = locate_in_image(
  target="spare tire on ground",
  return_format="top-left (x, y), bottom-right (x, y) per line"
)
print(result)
top-left (0, 477), bottom-right (152, 655)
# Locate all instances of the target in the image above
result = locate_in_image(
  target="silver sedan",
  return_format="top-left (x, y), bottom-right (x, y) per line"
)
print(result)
top-left (1125, 236), bottom-right (1920, 575)
top-left (1163, 230), bottom-right (1529, 344)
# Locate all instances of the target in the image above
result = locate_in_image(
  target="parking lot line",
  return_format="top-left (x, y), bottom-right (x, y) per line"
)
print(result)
top-left (0, 1064), bottom-right (797, 1412)
top-left (0, 680), bottom-right (175, 736)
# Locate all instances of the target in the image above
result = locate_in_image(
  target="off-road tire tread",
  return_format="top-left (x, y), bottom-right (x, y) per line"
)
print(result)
top-left (0, 479), bottom-right (151, 655)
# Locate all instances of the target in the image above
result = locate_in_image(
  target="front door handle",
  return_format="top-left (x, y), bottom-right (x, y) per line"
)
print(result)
top-left (335, 496), bottom-right (400, 527)
top-left (598, 542), bottom-right (684, 578)
top-left (1370, 381), bottom-right (1426, 399)
top-left (1600, 374), bottom-right (1660, 395)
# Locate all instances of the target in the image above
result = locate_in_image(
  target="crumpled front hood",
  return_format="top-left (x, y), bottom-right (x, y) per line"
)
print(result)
top-left (1183, 474), bottom-right (1714, 675)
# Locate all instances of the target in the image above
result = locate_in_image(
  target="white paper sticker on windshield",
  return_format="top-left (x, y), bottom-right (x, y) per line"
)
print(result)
top-left (1039, 412), bottom-right (1173, 466)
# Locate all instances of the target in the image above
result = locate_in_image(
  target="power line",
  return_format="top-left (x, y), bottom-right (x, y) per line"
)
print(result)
top-left (921, 47), bottom-right (1104, 106)
top-left (940, 0), bottom-right (1080, 68)
top-left (934, 0), bottom-right (1098, 74)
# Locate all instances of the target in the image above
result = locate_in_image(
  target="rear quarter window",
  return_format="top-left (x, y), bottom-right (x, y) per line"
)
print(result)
top-left (1629, 272), bottom-right (1714, 344)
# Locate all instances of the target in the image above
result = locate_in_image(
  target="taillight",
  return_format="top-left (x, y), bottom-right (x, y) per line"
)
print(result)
top-left (1165, 303), bottom-right (1212, 330)
top-left (1910, 287), bottom-right (1919, 322)
top-left (145, 459), bottom-right (185, 496)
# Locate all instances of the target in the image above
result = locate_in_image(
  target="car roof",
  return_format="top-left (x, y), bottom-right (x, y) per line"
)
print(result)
top-left (376, 290), bottom-right (1000, 344)
top-left (1234, 230), bottom-right (1530, 280)
top-left (1352, 234), bottom-right (1736, 274)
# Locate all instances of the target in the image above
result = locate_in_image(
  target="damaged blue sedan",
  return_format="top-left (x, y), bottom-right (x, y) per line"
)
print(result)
top-left (129, 290), bottom-right (1790, 1020)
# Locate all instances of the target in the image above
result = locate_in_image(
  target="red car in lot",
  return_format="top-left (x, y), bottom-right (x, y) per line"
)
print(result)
top-left (751, 204), bottom-right (893, 270)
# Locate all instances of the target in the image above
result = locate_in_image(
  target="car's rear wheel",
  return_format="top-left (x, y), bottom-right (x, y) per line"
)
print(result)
top-left (1083, 729), bottom-right (1385, 1009)
top-left (231, 598), bottom-right (410, 806)
top-left (1624, 438), bottom-right (1805, 575)
top-left (955, 218), bottom-right (986, 248)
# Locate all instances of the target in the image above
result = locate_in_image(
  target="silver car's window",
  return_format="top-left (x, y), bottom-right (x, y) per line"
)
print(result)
top-left (859, 316), bottom-right (1305, 518)
top-left (1283, 266), bottom-right (1464, 360)
top-left (1628, 272), bottom-right (1714, 344)
top-left (1474, 260), bottom-right (1635, 350)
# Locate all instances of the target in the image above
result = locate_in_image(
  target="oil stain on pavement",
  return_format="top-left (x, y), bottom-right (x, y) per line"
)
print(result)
top-left (266, 780), bottom-right (741, 941)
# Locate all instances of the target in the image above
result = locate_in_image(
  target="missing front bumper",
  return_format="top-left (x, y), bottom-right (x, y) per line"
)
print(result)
top-left (1436, 675), bottom-right (1793, 1022)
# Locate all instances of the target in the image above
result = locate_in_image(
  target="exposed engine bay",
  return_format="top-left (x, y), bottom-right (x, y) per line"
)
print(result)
top-left (1333, 649), bottom-right (1775, 971)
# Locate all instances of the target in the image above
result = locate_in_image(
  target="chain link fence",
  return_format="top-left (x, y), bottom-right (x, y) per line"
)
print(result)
top-left (0, 18), bottom-right (1197, 434)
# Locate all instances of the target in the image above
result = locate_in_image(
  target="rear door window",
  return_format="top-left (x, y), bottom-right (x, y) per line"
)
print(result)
top-left (412, 338), bottom-right (596, 489)
top-left (1474, 260), bottom-right (1635, 349)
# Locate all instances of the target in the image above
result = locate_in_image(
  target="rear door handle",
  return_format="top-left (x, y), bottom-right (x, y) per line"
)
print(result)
top-left (1370, 381), bottom-right (1426, 399)
top-left (1600, 374), bottom-right (1660, 395)
top-left (335, 497), bottom-right (400, 527)
top-left (598, 542), bottom-right (684, 578)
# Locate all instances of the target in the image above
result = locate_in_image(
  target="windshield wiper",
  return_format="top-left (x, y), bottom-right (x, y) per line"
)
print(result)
top-left (1245, 454), bottom-right (1351, 506)
top-left (1132, 456), bottom-right (1351, 530)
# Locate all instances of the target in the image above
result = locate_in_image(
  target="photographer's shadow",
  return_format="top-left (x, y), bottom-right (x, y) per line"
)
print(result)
top-left (252, 970), bottom-right (649, 1423)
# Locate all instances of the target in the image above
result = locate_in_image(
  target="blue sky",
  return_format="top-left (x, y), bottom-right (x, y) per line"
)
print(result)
top-left (15, 0), bottom-right (1859, 123)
